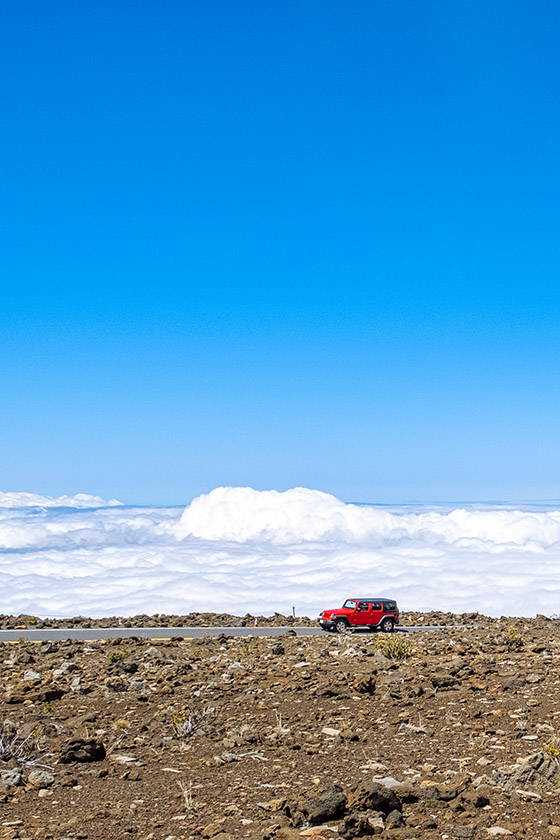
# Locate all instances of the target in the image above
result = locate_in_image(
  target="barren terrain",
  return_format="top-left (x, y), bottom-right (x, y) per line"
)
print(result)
top-left (0, 610), bottom-right (491, 630)
top-left (2, 614), bottom-right (560, 840)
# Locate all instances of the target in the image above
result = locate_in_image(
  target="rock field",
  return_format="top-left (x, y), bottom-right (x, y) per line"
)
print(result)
top-left (2, 614), bottom-right (560, 839)
top-left (0, 610), bottom-right (493, 630)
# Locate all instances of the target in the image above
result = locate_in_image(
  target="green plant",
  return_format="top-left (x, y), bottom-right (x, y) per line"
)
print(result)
top-left (108, 649), bottom-right (128, 663)
top-left (503, 627), bottom-right (524, 650)
top-left (375, 635), bottom-right (415, 660)
top-left (543, 737), bottom-right (560, 758)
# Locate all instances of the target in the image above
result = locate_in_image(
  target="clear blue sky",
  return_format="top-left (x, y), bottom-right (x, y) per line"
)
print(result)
top-left (2, 0), bottom-right (560, 505)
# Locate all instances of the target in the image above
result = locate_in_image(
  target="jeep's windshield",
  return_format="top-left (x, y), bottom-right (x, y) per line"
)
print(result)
top-left (343, 600), bottom-right (357, 609)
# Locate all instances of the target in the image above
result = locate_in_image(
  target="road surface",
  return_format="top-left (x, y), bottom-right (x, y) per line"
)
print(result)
top-left (0, 625), bottom-right (452, 642)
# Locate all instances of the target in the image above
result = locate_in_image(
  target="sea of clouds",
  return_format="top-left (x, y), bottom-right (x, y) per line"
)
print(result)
top-left (1, 486), bottom-right (560, 619)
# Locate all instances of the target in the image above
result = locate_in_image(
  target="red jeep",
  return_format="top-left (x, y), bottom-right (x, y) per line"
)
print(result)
top-left (318, 598), bottom-right (399, 633)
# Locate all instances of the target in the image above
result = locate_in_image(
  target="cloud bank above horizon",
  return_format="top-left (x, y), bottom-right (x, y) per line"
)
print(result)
top-left (1, 486), bottom-right (560, 619)
top-left (0, 491), bottom-right (123, 509)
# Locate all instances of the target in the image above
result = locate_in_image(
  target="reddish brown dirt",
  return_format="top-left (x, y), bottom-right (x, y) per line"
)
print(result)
top-left (2, 615), bottom-right (560, 840)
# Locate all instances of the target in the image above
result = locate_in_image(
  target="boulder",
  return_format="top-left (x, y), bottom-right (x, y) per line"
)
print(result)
top-left (302, 784), bottom-right (347, 824)
top-left (347, 781), bottom-right (402, 815)
top-left (499, 752), bottom-right (560, 794)
top-left (59, 738), bottom-right (106, 763)
top-left (0, 768), bottom-right (23, 787)
top-left (337, 812), bottom-right (377, 837)
top-left (384, 809), bottom-right (405, 828)
top-left (28, 769), bottom-right (55, 788)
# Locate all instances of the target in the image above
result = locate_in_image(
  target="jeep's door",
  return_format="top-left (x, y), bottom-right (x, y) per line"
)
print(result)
top-left (369, 601), bottom-right (383, 626)
top-left (355, 601), bottom-right (372, 626)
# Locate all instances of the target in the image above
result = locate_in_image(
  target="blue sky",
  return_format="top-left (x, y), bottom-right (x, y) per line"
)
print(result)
top-left (2, 0), bottom-right (560, 505)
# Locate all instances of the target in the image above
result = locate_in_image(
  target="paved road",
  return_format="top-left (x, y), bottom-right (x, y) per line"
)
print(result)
top-left (0, 625), bottom-right (449, 642)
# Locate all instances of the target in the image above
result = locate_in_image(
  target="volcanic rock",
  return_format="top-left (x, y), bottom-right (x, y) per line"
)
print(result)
top-left (59, 738), bottom-right (106, 763)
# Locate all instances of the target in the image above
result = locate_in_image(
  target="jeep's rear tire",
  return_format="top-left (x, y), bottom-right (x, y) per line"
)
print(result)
top-left (380, 618), bottom-right (394, 633)
top-left (334, 618), bottom-right (349, 634)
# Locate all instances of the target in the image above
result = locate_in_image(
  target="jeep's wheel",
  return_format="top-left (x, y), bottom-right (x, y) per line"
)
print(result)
top-left (334, 618), bottom-right (349, 634)
top-left (380, 618), bottom-right (394, 633)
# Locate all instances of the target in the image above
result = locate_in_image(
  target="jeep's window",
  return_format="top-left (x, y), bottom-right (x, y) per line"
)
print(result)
top-left (343, 600), bottom-right (357, 609)
top-left (357, 601), bottom-right (369, 612)
top-left (370, 602), bottom-right (382, 610)
top-left (384, 601), bottom-right (397, 611)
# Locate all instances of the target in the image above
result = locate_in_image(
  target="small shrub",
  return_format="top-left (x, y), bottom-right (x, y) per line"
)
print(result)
top-left (543, 737), bottom-right (560, 759)
top-left (503, 627), bottom-right (524, 650)
top-left (172, 706), bottom-right (215, 739)
top-left (272, 710), bottom-right (290, 736)
top-left (0, 722), bottom-right (43, 766)
top-left (375, 635), bottom-right (415, 660)
top-left (267, 710), bottom-right (290, 742)
top-left (108, 649), bottom-right (128, 663)
top-left (177, 779), bottom-right (196, 810)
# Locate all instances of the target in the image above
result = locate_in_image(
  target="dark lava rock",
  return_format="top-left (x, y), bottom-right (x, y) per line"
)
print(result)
top-left (416, 784), bottom-right (459, 802)
top-left (338, 812), bottom-right (377, 837)
top-left (348, 781), bottom-right (402, 815)
top-left (109, 661), bottom-right (138, 675)
top-left (29, 687), bottom-right (67, 703)
top-left (302, 784), bottom-right (347, 823)
top-left (385, 809), bottom-right (405, 828)
top-left (353, 675), bottom-right (376, 695)
top-left (59, 738), bottom-right (106, 763)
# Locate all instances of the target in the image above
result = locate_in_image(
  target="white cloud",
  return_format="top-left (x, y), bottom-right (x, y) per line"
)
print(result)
top-left (0, 491), bottom-right (123, 509)
top-left (178, 486), bottom-right (560, 549)
top-left (1, 486), bottom-right (560, 618)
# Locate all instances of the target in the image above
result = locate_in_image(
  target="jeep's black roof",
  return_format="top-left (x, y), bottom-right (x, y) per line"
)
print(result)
top-left (349, 597), bottom-right (397, 602)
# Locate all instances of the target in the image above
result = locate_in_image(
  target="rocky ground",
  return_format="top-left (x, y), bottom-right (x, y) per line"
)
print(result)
top-left (0, 614), bottom-right (313, 630)
top-left (2, 615), bottom-right (560, 839)
top-left (0, 610), bottom-right (496, 630)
